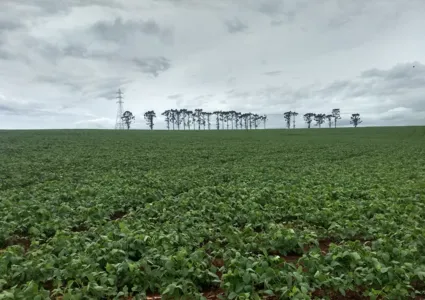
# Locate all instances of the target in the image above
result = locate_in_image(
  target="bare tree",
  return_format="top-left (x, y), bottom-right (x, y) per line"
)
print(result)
top-left (332, 109), bottom-right (341, 128)
top-left (121, 111), bottom-right (135, 129)
top-left (350, 113), bottom-right (362, 127)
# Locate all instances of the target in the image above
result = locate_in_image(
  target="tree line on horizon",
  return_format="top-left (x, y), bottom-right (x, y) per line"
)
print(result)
top-left (120, 108), bottom-right (363, 130)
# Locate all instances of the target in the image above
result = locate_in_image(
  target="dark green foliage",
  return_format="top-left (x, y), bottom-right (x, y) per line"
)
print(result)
top-left (0, 127), bottom-right (424, 299)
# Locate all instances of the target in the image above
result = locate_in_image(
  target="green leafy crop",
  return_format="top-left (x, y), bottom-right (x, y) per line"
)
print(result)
top-left (0, 127), bottom-right (424, 299)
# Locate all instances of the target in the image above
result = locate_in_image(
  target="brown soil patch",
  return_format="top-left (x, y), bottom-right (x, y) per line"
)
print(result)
top-left (4, 236), bottom-right (31, 252)
top-left (211, 258), bottom-right (224, 268)
top-left (110, 211), bottom-right (127, 221)
top-left (202, 289), bottom-right (225, 300)
top-left (311, 288), bottom-right (369, 299)
top-left (211, 258), bottom-right (224, 279)
top-left (71, 224), bottom-right (88, 232)
top-left (144, 290), bottom-right (277, 300)
top-left (143, 289), bottom-right (225, 300)
top-left (43, 280), bottom-right (54, 291)
top-left (313, 239), bottom-right (333, 254)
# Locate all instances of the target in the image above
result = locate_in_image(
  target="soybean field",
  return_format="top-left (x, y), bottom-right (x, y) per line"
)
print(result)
top-left (0, 127), bottom-right (425, 299)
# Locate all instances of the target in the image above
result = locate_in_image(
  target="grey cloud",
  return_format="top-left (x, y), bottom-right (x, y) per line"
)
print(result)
top-left (91, 17), bottom-right (173, 44)
top-left (0, 97), bottom-right (66, 118)
top-left (35, 74), bottom-right (132, 102)
top-left (0, 50), bottom-right (14, 60)
top-left (264, 71), bottom-right (282, 76)
top-left (227, 86), bottom-right (297, 111)
top-left (327, 2), bottom-right (367, 29)
top-left (62, 45), bottom-right (88, 58)
top-left (257, 0), bottom-right (304, 24)
top-left (227, 77), bottom-right (236, 86)
top-left (258, 0), bottom-right (284, 16)
top-left (168, 94), bottom-right (183, 99)
top-left (81, 78), bottom-right (134, 101)
top-left (176, 98), bottom-right (183, 107)
top-left (270, 20), bottom-right (283, 26)
top-left (361, 62), bottom-right (423, 80)
top-left (35, 75), bottom-right (82, 93)
top-left (224, 18), bottom-right (248, 33)
top-left (173, 94), bottom-right (216, 109)
top-left (132, 57), bottom-right (171, 77)
top-left (2, 0), bottom-right (122, 16)
top-left (0, 104), bottom-right (17, 114)
top-left (0, 20), bottom-right (26, 50)
top-left (223, 62), bottom-right (425, 119)
top-left (0, 20), bottom-right (24, 32)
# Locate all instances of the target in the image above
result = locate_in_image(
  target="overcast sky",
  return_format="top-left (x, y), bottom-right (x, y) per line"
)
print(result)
top-left (0, 0), bottom-right (424, 129)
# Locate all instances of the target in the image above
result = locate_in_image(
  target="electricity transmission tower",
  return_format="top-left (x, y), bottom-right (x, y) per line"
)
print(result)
top-left (114, 89), bottom-right (125, 130)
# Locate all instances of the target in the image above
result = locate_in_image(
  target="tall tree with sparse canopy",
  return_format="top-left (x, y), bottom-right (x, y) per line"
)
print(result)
top-left (180, 109), bottom-right (188, 130)
top-left (194, 109), bottom-right (203, 130)
top-left (291, 111), bottom-right (298, 129)
top-left (326, 114), bottom-right (333, 128)
top-left (303, 113), bottom-right (314, 128)
top-left (204, 112), bottom-right (212, 130)
top-left (332, 108), bottom-right (341, 128)
top-left (283, 111), bottom-right (292, 129)
top-left (314, 113), bottom-right (326, 128)
top-left (172, 109), bottom-right (183, 130)
top-left (121, 111), bottom-right (135, 129)
top-left (186, 110), bottom-right (193, 130)
top-left (262, 115), bottom-right (267, 129)
top-left (162, 110), bottom-right (171, 130)
top-left (350, 113), bottom-right (362, 127)
top-left (213, 111), bottom-right (221, 130)
top-left (144, 111), bottom-right (156, 130)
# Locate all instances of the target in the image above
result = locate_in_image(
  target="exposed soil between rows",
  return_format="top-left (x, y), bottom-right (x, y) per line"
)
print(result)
top-left (277, 238), bottom-right (373, 263)
top-left (11, 237), bottom-right (421, 300)
top-left (110, 211), bottom-right (127, 221)
top-left (311, 288), bottom-right (370, 299)
top-left (1, 235), bottom-right (31, 252)
top-left (71, 224), bottom-right (89, 232)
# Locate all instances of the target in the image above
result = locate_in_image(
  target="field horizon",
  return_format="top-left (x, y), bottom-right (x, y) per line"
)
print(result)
top-left (1, 125), bottom-right (425, 131)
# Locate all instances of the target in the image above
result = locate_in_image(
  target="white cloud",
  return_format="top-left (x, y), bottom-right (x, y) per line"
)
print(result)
top-left (0, 0), bottom-right (424, 129)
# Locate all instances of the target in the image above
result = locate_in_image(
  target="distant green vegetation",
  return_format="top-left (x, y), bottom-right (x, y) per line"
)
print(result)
top-left (0, 127), bottom-right (425, 299)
